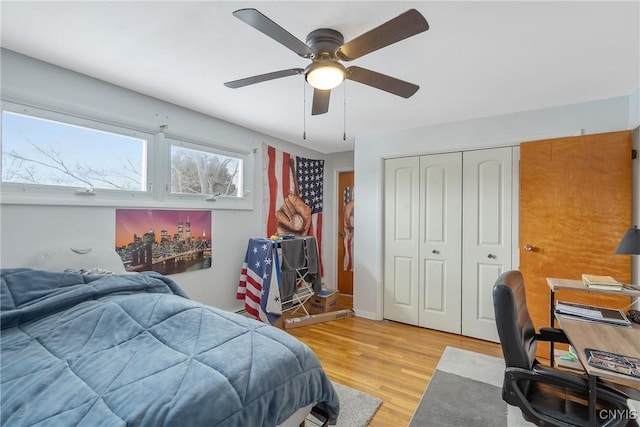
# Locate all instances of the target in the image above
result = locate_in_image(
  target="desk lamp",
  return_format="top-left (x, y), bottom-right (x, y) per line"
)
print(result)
top-left (616, 225), bottom-right (640, 255)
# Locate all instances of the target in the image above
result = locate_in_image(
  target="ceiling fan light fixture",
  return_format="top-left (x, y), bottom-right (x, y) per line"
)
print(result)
top-left (226, 8), bottom-right (429, 114)
top-left (305, 61), bottom-right (345, 90)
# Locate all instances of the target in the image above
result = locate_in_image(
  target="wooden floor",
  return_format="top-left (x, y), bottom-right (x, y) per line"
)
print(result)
top-left (276, 295), bottom-right (504, 426)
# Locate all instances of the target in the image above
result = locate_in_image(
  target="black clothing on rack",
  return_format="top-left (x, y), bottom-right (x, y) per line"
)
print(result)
top-left (280, 237), bottom-right (322, 300)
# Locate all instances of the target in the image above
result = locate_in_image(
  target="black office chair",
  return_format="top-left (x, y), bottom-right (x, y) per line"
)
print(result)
top-left (493, 270), bottom-right (635, 427)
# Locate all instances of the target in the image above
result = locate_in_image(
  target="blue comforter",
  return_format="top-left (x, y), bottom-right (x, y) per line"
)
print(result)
top-left (0, 268), bottom-right (339, 426)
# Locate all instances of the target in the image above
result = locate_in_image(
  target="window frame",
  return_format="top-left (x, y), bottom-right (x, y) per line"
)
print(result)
top-left (163, 134), bottom-right (253, 206)
top-left (0, 99), bottom-right (255, 210)
top-left (1, 100), bottom-right (154, 198)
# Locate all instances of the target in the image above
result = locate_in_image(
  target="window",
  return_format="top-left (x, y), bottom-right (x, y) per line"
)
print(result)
top-left (168, 138), bottom-right (244, 198)
top-left (0, 100), bottom-right (254, 209)
top-left (1, 105), bottom-right (150, 193)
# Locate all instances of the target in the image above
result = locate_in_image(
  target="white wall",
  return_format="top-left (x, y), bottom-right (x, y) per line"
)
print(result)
top-left (632, 128), bottom-right (640, 305)
top-left (629, 88), bottom-right (639, 130)
top-left (353, 95), bottom-right (637, 320)
top-left (0, 49), bottom-right (354, 311)
top-left (628, 88), bottom-right (640, 307)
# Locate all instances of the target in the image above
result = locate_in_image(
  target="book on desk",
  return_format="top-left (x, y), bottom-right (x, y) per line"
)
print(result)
top-left (585, 348), bottom-right (640, 379)
top-left (555, 300), bottom-right (631, 326)
top-left (581, 274), bottom-right (624, 291)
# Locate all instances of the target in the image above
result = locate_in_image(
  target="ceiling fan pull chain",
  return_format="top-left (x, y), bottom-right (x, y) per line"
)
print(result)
top-left (303, 78), bottom-right (307, 140)
top-left (343, 82), bottom-right (347, 141)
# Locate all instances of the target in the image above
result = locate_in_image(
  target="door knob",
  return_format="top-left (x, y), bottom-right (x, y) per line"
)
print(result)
top-left (523, 244), bottom-right (533, 252)
top-left (487, 254), bottom-right (496, 259)
top-left (432, 249), bottom-right (440, 254)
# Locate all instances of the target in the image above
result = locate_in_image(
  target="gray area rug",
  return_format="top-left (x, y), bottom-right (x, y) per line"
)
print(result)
top-left (409, 346), bottom-right (535, 427)
top-left (307, 381), bottom-right (382, 427)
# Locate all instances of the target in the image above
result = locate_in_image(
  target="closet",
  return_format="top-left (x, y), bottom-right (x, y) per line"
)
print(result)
top-left (383, 146), bottom-right (517, 342)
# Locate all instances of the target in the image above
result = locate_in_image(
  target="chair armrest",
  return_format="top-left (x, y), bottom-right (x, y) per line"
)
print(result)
top-left (536, 327), bottom-right (570, 344)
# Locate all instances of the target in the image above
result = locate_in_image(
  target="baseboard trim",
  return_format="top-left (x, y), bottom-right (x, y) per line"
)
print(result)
top-left (352, 309), bottom-right (379, 320)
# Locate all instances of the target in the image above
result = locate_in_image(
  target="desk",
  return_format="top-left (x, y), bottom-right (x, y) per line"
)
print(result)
top-left (555, 314), bottom-right (640, 426)
top-left (546, 278), bottom-right (640, 363)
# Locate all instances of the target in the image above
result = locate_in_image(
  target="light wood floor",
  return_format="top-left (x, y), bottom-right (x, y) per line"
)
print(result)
top-left (276, 295), bottom-right (504, 426)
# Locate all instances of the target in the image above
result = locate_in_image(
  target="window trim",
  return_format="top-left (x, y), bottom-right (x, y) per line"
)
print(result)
top-left (164, 134), bottom-right (249, 201)
top-left (2, 100), bottom-right (154, 194)
top-left (0, 99), bottom-right (255, 210)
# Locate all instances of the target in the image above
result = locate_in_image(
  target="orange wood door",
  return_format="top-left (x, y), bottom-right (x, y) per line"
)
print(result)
top-left (519, 131), bottom-right (632, 360)
top-left (338, 171), bottom-right (354, 295)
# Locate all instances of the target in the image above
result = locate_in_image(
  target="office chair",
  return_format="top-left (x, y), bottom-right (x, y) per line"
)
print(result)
top-left (493, 270), bottom-right (635, 427)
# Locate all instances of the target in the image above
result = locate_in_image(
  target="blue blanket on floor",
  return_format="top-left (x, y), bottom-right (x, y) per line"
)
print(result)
top-left (1, 268), bottom-right (339, 426)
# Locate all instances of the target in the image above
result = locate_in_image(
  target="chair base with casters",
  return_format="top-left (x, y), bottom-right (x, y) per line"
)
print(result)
top-left (504, 365), bottom-right (636, 426)
top-left (493, 270), bottom-right (637, 427)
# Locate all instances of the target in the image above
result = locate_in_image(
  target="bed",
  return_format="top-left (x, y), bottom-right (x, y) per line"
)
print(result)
top-left (0, 248), bottom-right (339, 427)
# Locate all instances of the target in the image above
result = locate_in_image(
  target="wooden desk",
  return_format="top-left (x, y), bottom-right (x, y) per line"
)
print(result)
top-left (547, 278), bottom-right (640, 300)
top-left (546, 278), bottom-right (640, 362)
top-left (555, 314), bottom-right (640, 426)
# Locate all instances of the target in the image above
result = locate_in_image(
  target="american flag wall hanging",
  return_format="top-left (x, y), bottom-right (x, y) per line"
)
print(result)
top-left (263, 143), bottom-right (324, 276)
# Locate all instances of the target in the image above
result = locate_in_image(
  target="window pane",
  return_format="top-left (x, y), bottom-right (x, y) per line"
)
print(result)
top-left (170, 144), bottom-right (242, 197)
top-left (1, 111), bottom-right (146, 191)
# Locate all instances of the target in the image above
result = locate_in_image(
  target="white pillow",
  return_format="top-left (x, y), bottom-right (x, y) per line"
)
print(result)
top-left (30, 246), bottom-right (127, 274)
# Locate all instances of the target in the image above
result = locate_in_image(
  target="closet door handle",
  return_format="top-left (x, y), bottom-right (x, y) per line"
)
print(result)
top-left (487, 254), bottom-right (496, 259)
top-left (432, 249), bottom-right (440, 254)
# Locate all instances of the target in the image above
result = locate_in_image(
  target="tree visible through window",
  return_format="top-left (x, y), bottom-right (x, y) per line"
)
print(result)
top-left (170, 144), bottom-right (241, 197)
top-left (1, 103), bottom-right (251, 206)
top-left (1, 111), bottom-right (147, 191)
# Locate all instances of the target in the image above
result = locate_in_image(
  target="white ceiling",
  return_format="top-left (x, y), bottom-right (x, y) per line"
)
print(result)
top-left (1, 1), bottom-right (639, 154)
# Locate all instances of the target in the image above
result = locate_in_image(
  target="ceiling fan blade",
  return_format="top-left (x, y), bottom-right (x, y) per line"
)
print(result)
top-left (233, 9), bottom-right (315, 58)
top-left (346, 66), bottom-right (419, 98)
top-left (337, 9), bottom-right (429, 61)
top-left (224, 68), bottom-right (303, 88)
top-left (311, 88), bottom-right (331, 115)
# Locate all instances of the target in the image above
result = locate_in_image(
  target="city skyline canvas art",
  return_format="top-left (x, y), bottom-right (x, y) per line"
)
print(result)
top-left (115, 209), bottom-right (212, 275)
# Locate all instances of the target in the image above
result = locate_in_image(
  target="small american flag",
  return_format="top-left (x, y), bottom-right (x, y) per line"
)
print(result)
top-left (236, 238), bottom-right (282, 324)
top-left (343, 186), bottom-right (352, 209)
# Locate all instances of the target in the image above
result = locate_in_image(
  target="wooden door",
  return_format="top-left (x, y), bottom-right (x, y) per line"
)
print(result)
top-left (418, 152), bottom-right (462, 333)
top-left (337, 171), bottom-right (354, 295)
top-left (461, 147), bottom-right (513, 343)
top-left (519, 131), bottom-right (632, 360)
top-left (384, 157), bottom-right (420, 324)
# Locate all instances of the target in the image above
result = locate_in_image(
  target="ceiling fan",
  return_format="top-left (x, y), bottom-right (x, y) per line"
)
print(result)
top-left (224, 8), bottom-right (429, 115)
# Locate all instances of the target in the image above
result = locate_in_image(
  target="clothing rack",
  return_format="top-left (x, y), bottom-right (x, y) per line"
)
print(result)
top-left (277, 237), bottom-right (321, 316)
top-left (237, 236), bottom-right (321, 324)
top-left (279, 273), bottom-right (314, 316)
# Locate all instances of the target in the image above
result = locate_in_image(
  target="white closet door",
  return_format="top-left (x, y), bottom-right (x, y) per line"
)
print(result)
top-left (418, 153), bottom-right (462, 333)
top-left (461, 147), bottom-right (512, 343)
top-left (384, 157), bottom-right (420, 325)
